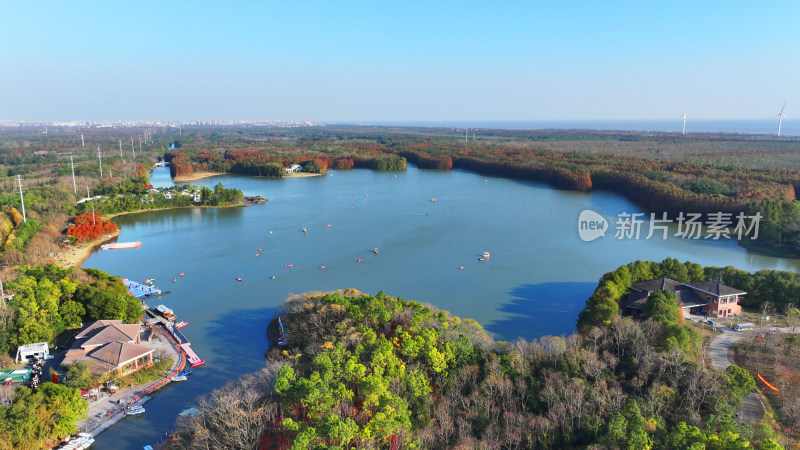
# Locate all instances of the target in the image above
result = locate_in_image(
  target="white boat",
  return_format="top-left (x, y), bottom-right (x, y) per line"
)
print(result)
top-left (127, 405), bottom-right (145, 415)
top-left (100, 241), bottom-right (142, 250)
top-left (171, 375), bottom-right (188, 382)
top-left (482, 252), bottom-right (491, 259)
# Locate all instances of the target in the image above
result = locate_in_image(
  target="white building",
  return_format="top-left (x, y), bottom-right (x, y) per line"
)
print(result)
top-left (16, 342), bottom-right (49, 363)
top-left (285, 164), bottom-right (302, 174)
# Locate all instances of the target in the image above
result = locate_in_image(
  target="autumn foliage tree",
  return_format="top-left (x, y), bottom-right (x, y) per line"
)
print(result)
top-left (66, 212), bottom-right (118, 243)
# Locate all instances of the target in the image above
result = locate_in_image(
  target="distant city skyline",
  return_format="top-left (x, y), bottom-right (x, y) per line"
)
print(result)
top-left (1, 2), bottom-right (797, 122)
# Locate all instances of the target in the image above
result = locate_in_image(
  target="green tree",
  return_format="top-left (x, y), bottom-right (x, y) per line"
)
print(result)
top-left (61, 361), bottom-right (94, 390)
top-left (642, 290), bottom-right (679, 324)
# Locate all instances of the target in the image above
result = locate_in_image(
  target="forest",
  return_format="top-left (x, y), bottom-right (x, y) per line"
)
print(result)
top-left (167, 289), bottom-right (781, 449)
top-left (0, 264), bottom-right (142, 355)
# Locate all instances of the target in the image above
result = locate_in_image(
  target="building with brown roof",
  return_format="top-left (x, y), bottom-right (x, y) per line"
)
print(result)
top-left (62, 320), bottom-right (154, 377)
top-left (626, 278), bottom-right (746, 318)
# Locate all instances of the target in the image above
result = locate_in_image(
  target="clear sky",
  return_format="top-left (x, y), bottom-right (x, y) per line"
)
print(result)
top-left (1, 1), bottom-right (798, 122)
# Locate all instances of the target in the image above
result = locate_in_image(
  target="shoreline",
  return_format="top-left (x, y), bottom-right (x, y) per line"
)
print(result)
top-left (52, 229), bottom-right (122, 268)
top-left (286, 172), bottom-right (323, 178)
top-left (172, 171), bottom-right (226, 182)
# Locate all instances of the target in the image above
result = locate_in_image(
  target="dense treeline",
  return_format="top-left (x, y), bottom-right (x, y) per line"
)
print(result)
top-left (0, 383), bottom-right (88, 450)
top-left (578, 258), bottom-right (800, 334)
top-left (74, 183), bottom-right (243, 215)
top-left (0, 264), bottom-right (141, 354)
top-left (168, 290), bottom-right (780, 449)
top-left (158, 126), bottom-right (800, 254)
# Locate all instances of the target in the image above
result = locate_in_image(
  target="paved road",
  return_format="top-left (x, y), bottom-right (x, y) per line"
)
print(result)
top-left (709, 325), bottom-right (798, 370)
top-left (707, 325), bottom-right (798, 424)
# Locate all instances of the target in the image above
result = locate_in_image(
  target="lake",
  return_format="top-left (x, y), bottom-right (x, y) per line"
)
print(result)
top-left (87, 166), bottom-right (800, 448)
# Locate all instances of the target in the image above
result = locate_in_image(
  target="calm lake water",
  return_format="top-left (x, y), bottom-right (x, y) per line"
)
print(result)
top-left (87, 166), bottom-right (800, 449)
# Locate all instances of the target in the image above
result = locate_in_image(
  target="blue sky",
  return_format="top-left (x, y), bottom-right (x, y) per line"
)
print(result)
top-left (1, 1), bottom-right (798, 122)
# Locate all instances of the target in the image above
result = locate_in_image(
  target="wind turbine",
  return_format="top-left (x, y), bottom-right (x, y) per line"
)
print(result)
top-left (680, 112), bottom-right (687, 135)
top-left (776, 103), bottom-right (788, 137)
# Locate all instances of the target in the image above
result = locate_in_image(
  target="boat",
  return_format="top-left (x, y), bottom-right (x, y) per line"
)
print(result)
top-left (430, 198), bottom-right (436, 203)
top-left (373, 248), bottom-right (379, 254)
top-left (179, 272), bottom-right (186, 277)
top-left (458, 266), bottom-right (466, 270)
top-left (155, 304), bottom-right (176, 320)
top-left (100, 241), bottom-right (142, 250)
top-left (178, 369), bottom-right (192, 377)
top-left (302, 228), bottom-right (307, 233)
top-left (482, 252), bottom-right (491, 259)
top-left (190, 359), bottom-right (205, 368)
top-left (175, 321), bottom-right (189, 329)
top-left (269, 230), bottom-right (274, 234)
top-left (327, 224), bottom-right (333, 227)
top-left (284, 264), bottom-right (293, 268)
top-left (319, 265), bottom-right (326, 269)
top-left (63, 433), bottom-right (95, 449)
top-left (235, 278), bottom-right (243, 282)
top-left (258, 248), bottom-right (263, 252)
top-left (255, 253), bottom-right (260, 257)
top-left (171, 375), bottom-right (188, 382)
top-left (271, 275), bottom-right (276, 280)
top-left (127, 405), bottom-right (145, 415)
top-left (357, 259), bottom-right (363, 263)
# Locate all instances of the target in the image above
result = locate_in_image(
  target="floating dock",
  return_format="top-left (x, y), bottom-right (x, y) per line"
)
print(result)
top-left (124, 279), bottom-right (169, 300)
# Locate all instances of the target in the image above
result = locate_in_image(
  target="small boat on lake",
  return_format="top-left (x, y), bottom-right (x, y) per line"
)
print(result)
top-left (255, 253), bottom-right (260, 257)
top-left (179, 272), bottom-right (186, 277)
top-left (101, 241), bottom-right (142, 250)
top-left (171, 375), bottom-right (188, 382)
top-left (357, 259), bottom-right (363, 263)
top-left (319, 265), bottom-right (326, 269)
top-left (178, 369), bottom-right (192, 377)
top-left (373, 248), bottom-right (379, 254)
top-left (271, 274), bottom-right (276, 280)
top-left (175, 321), bottom-right (189, 329)
top-left (235, 278), bottom-right (243, 282)
top-left (482, 252), bottom-right (491, 259)
top-left (458, 266), bottom-right (466, 270)
top-left (190, 359), bottom-right (205, 368)
top-left (127, 405), bottom-right (145, 415)
top-left (284, 264), bottom-right (293, 268)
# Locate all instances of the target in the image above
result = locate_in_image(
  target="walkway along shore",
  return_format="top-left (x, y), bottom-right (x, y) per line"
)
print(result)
top-left (79, 323), bottom-right (187, 437)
